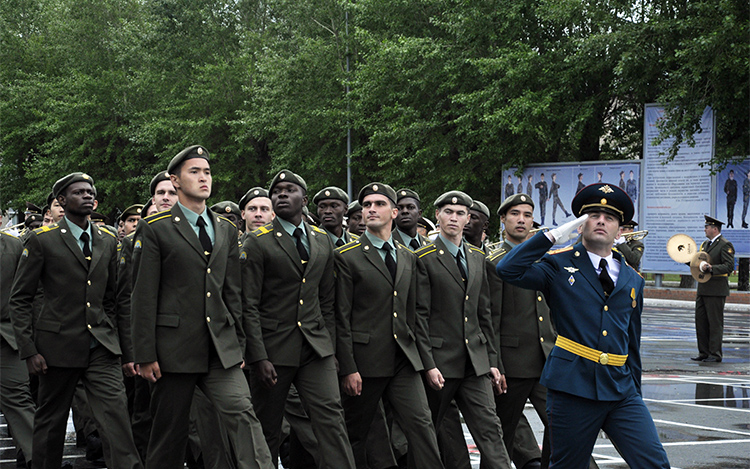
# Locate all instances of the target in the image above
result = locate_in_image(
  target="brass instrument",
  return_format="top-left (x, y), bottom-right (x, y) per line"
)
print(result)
top-left (0, 222), bottom-right (25, 233)
top-left (623, 230), bottom-right (648, 241)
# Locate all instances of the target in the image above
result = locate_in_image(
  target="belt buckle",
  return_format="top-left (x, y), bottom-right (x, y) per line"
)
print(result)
top-left (598, 353), bottom-right (609, 365)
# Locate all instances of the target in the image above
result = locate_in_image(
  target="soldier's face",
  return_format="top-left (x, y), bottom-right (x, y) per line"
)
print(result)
top-left (581, 210), bottom-right (621, 247)
top-left (435, 204), bottom-right (470, 239)
top-left (396, 197), bottom-right (421, 231)
top-left (43, 212), bottom-right (53, 226)
top-left (223, 213), bottom-right (240, 227)
top-left (362, 194), bottom-right (397, 232)
top-left (172, 158), bottom-right (211, 202)
top-left (317, 199), bottom-right (346, 233)
top-left (704, 224), bottom-right (719, 239)
top-left (347, 210), bottom-right (365, 235)
top-left (153, 180), bottom-right (177, 212)
top-left (50, 199), bottom-right (65, 222)
top-left (501, 204), bottom-right (533, 244)
top-left (146, 204), bottom-right (159, 216)
top-left (243, 197), bottom-right (274, 230)
top-left (271, 182), bottom-right (307, 220)
top-left (59, 182), bottom-right (95, 218)
top-left (123, 215), bottom-right (140, 235)
top-left (463, 209), bottom-right (488, 242)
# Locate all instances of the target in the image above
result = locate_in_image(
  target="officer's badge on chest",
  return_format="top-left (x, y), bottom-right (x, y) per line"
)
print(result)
top-left (564, 266), bottom-right (578, 286)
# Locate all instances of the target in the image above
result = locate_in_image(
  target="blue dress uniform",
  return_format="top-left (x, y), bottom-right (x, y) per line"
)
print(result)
top-left (496, 183), bottom-right (669, 469)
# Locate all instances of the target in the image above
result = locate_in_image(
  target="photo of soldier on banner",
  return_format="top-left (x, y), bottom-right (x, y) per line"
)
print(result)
top-left (715, 159), bottom-right (750, 256)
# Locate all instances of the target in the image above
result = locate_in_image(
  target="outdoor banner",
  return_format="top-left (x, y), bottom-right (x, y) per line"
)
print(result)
top-left (715, 160), bottom-right (750, 257)
top-left (641, 105), bottom-right (714, 274)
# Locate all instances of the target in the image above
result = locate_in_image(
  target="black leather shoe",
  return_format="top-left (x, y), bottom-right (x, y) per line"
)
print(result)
top-left (690, 355), bottom-right (707, 361)
top-left (522, 459), bottom-right (543, 469)
top-left (703, 357), bottom-right (722, 363)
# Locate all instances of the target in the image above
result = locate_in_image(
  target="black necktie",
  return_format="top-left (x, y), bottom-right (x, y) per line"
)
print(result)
top-left (409, 238), bottom-right (420, 251)
top-left (336, 238), bottom-right (345, 247)
top-left (293, 228), bottom-right (309, 262)
top-left (599, 258), bottom-right (614, 296)
top-left (456, 250), bottom-right (467, 285)
top-left (80, 232), bottom-right (92, 264)
top-left (196, 217), bottom-right (212, 255)
top-left (382, 243), bottom-right (397, 282)
top-left (704, 240), bottom-right (712, 251)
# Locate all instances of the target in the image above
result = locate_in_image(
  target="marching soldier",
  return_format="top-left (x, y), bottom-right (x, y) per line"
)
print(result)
top-left (239, 187), bottom-right (275, 238)
top-left (346, 201), bottom-right (366, 236)
top-left (392, 188), bottom-right (430, 250)
top-left (210, 201), bottom-right (242, 234)
top-left (121, 204), bottom-right (144, 237)
top-left (463, 200), bottom-right (490, 254)
top-left (150, 170), bottom-right (178, 213)
top-left (314, 186), bottom-right (356, 246)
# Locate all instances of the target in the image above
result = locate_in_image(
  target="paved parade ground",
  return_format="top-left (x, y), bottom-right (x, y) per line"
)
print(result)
top-left (2, 300), bottom-right (748, 468)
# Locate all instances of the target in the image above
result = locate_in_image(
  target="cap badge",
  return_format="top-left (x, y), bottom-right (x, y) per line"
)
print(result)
top-left (325, 190), bottom-right (331, 196)
top-left (254, 190), bottom-right (259, 195)
top-left (136, 208), bottom-right (142, 213)
top-left (401, 191), bottom-right (406, 196)
top-left (599, 185), bottom-right (614, 194)
top-left (520, 196), bottom-right (526, 202)
top-left (280, 173), bottom-right (286, 179)
top-left (601, 198), bottom-right (607, 204)
top-left (197, 147), bottom-right (204, 155)
top-left (452, 197), bottom-right (458, 204)
top-left (373, 184), bottom-right (379, 191)
top-left (225, 206), bottom-right (231, 213)
top-left (82, 174), bottom-right (90, 180)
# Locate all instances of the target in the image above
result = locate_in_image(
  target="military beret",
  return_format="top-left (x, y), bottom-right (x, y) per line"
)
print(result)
top-left (497, 193), bottom-right (534, 216)
top-left (269, 170), bottom-right (307, 194)
top-left (471, 200), bottom-right (491, 219)
top-left (346, 201), bottom-right (362, 217)
top-left (704, 215), bottom-right (723, 227)
top-left (121, 204), bottom-right (144, 220)
top-left (210, 201), bottom-right (241, 219)
top-left (396, 188), bottom-right (421, 204)
top-left (571, 183), bottom-right (633, 224)
top-left (90, 212), bottom-right (107, 222)
top-left (434, 190), bottom-right (473, 208)
top-left (24, 213), bottom-right (43, 227)
top-left (166, 145), bottom-right (209, 174)
top-left (358, 182), bottom-right (397, 205)
top-left (149, 170), bottom-right (172, 196)
top-left (142, 199), bottom-right (153, 215)
top-left (239, 187), bottom-right (270, 210)
top-left (46, 192), bottom-right (55, 207)
top-left (313, 186), bottom-right (349, 205)
top-left (52, 172), bottom-right (95, 198)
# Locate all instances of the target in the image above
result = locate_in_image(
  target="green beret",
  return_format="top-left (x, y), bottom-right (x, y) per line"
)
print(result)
top-left (52, 172), bottom-right (95, 198)
top-left (313, 186), bottom-right (349, 205)
top-left (141, 200), bottom-right (153, 215)
top-left (121, 204), bottom-right (144, 220)
top-left (166, 145), bottom-right (209, 174)
top-left (396, 188), bottom-right (421, 204)
top-left (346, 201), bottom-right (362, 217)
top-left (149, 170), bottom-right (171, 196)
top-left (269, 170), bottom-right (307, 194)
top-left (571, 183), bottom-right (633, 224)
top-left (434, 190), bottom-right (473, 208)
top-left (46, 192), bottom-right (55, 207)
top-left (358, 182), bottom-right (397, 205)
top-left (704, 215), bottom-right (723, 227)
top-left (471, 200), bottom-right (491, 219)
top-left (239, 187), bottom-right (270, 210)
top-left (210, 201), bottom-right (241, 219)
top-left (497, 193), bottom-right (534, 216)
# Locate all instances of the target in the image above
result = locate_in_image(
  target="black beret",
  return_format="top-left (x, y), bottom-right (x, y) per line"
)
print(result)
top-left (346, 201), bottom-right (362, 217)
top-left (141, 199), bottom-right (153, 215)
top-left (704, 215), bottom-right (723, 227)
top-left (358, 182), bottom-right (397, 205)
top-left (150, 170), bottom-right (172, 196)
top-left (470, 200), bottom-right (491, 219)
top-left (239, 187), bottom-right (270, 210)
top-left (52, 172), bottom-right (95, 198)
top-left (167, 145), bottom-right (209, 174)
top-left (313, 186), bottom-right (349, 205)
top-left (210, 201), bottom-right (241, 219)
top-left (497, 193), bottom-right (534, 216)
top-left (434, 190), bottom-right (473, 208)
top-left (269, 170), bottom-right (307, 194)
top-left (571, 183), bottom-right (634, 224)
top-left (121, 204), bottom-right (144, 220)
top-left (24, 213), bottom-right (43, 226)
top-left (396, 188), bottom-right (421, 204)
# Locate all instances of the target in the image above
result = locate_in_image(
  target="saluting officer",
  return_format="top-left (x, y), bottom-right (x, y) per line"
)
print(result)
top-left (496, 183), bottom-right (670, 468)
top-left (10, 172), bottom-right (143, 469)
top-left (131, 146), bottom-right (271, 469)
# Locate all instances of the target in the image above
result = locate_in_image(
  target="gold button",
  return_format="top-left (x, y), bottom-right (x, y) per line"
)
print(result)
top-left (602, 330), bottom-right (608, 336)
top-left (86, 302), bottom-right (91, 308)
top-left (277, 232), bottom-right (282, 237)
top-left (540, 337), bottom-right (544, 343)
top-left (302, 278), bottom-right (306, 283)
top-left (604, 305), bottom-right (608, 311)
top-left (87, 280), bottom-right (91, 286)
top-left (465, 295), bottom-right (469, 301)
top-left (207, 292), bottom-right (211, 298)
top-left (204, 251), bottom-right (210, 256)
top-left (537, 296), bottom-right (542, 302)
top-left (299, 299), bottom-right (304, 305)
top-left (297, 321), bottom-right (302, 327)
top-left (599, 353), bottom-right (609, 365)
top-left (207, 268), bottom-right (211, 273)
top-left (393, 312), bottom-right (398, 318)
top-left (394, 334), bottom-right (398, 339)
top-left (465, 317), bottom-right (468, 322)
top-left (465, 339), bottom-right (469, 344)
top-left (87, 324), bottom-right (92, 329)
top-left (206, 317), bottom-right (211, 323)
top-left (539, 316), bottom-right (543, 322)
top-left (175, 217), bottom-right (181, 222)
top-left (393, 291), bottom-right (397, 296)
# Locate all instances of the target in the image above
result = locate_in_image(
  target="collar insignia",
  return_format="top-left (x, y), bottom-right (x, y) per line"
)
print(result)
top-left (564, 266), bottom-right (579, 273)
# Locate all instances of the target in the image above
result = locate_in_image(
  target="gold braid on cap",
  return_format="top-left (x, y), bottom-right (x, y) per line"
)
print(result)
top-left (579, 203), bottom-right (624, 221)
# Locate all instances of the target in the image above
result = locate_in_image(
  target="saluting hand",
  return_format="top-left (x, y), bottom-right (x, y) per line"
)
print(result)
top-left (548, 214), bottom-right (588, 245)
top-left (26, 354), bottom-right (47, 375)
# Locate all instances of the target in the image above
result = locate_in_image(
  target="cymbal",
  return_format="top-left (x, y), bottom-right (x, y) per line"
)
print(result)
top-left (690, 251), bottom-right (712, 283)
top-left (667, 234), bottom-right (697, 264)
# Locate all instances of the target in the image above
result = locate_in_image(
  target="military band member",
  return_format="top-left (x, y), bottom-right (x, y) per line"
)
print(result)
top-left (613, 221), bottom-right (643, 271)
top-left (346, 201), bottom-right (365, 236)
top-left (335, 182), bottom-right (444, 469)
top-left (487, 194), bottom-right (553, 468)
top-left (496, 183), bottom-right (670, 468)
top-left (392, 188), bottom-right (430, 250)
top-left (464, 200), bottom-right (490, 254)
top-left (692, 215), bottom-right (735, 363)
top-left (415, 191), bottom-right (510, 469)
top-left (314, 186), bottom-right (356, 246)
top-left (241, 170), bottom-right (355, 468)
top-left (10, 172), bottom-right (143, 469)
top-left (131, 146), bottom-right (272, 469)
top-left (239, 187), bottom-right (275, 237)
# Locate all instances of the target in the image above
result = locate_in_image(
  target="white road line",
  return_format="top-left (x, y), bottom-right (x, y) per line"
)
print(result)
top-left (644, 398), bottom-right (750, 413)
top-left (644, 376), bottom-right (750, 386)
top-left (652, 419), bottom-right (750, 436)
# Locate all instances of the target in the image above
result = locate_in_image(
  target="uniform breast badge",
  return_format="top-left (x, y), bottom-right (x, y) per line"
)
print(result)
top-left (564, 266), bottom-right (578, 286)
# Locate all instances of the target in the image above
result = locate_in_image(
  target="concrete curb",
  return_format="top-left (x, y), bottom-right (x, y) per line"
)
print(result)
top-left (644, 298), bottom-right (750, 312)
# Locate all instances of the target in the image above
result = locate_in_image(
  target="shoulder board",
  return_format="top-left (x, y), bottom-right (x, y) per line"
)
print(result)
top-left (548, 246), bottom-right (574, 255)
top-left (417, 246), bottom-right (438, 258)
top-left (488, 249), bottom-right (507, 261)
top-left (612, 246), bottom-right (621, 254)
top-left (0, 231), bottom-right (19, 239)
top-left (350, 233), bottom-right (360, 240)
top-left (99, 228), bottom-right (116, 239)
top-left (33, 224), bottom-right (59, 235)
top-left (146, 213), bottom-right (171, 224)
top-left (253, 224), bottom-right (274, 237)
top-left (399, 244), bottom-right (416, 254)
top-left (468, 246), bottom-right (484, 254)
top-left (336, 240), bottom-right (361, 254)
top-left (312, 226), bottom-right (327, 235)
top-left (218, 216), bottom-right (237, 229)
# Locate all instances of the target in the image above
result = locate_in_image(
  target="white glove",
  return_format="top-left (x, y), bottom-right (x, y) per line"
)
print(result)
top-left (548, 215), bottom-right (588, 245)
top-left (699, 261), bottom-right (711, 272)
top-left (614, 236), bottom-right (626, 246)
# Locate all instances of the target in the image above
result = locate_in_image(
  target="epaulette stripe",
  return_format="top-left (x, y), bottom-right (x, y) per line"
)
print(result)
top-left (0, 231), bottom-right (19, 239)
top-left (338, 242), bottom-right (360, 254)
top-left (313, 226), bottom-right (327, 234)
top-left (218, 216), bottom-right (237, 229)
top-left (100, 229), bottom-right (116, 238)
top-left (143, 211), bottom-right (168, 222)
top-left (418, 248), bottom-right (437, 258)
top-left (255, 226), bottom-right (273, 237)
top-left (147, 214), bottom-right (172, 224)
top-left (414, 244), bottom-right (434, 254)
top-left (488, 250), bottom-right (506, 261)
top-left (548, 246), bottom-right (574, 255)
top-left (34, 225), bottom-right (59, 235)
top-left (469, 246), bottom-right (484, 254)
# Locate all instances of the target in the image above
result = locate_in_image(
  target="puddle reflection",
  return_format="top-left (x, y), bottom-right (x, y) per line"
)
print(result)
top-left (695, 383), bottom-right (750, 408)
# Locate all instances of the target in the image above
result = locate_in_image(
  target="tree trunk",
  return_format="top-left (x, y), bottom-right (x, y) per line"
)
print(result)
top-left (679, 274), bottom-right (695, 289)
top-left (738, 258), bottom-right (749, 291)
